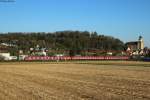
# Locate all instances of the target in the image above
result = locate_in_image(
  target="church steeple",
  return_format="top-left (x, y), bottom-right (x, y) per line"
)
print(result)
top-left (139, 36), bottom-right (143, 41)
top-left (138, 36), bottom-right (144, 50)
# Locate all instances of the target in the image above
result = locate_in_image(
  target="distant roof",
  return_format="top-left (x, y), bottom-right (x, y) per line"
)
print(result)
top-left (126, 41), bottom-right (138, 45)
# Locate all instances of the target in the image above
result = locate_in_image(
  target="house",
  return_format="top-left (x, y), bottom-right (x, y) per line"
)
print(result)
top-left (0, 53), bottom-right (18, 60)
top-left (126, 36), bottom-right (144, 55)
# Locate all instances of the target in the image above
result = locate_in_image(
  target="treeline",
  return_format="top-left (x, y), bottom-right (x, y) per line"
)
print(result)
top-left (0, 31), bottom-right (125, 55)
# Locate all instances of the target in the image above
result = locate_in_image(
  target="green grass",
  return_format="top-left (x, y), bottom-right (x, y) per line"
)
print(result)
top-left (0, 60), bottom-right (150, 67)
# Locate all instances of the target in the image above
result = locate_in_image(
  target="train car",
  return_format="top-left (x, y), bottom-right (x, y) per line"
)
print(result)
top-left (24, 56), bottom-right (129, 61)
top-left (143, 57), bottom-right (150, 62)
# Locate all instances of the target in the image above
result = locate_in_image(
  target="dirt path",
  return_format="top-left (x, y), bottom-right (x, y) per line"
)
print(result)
top-left (0, 63), bottom-right (150, 100)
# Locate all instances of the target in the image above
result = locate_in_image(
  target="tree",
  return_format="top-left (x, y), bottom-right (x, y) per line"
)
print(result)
top-left (0, 31), bottom-right (125, 56)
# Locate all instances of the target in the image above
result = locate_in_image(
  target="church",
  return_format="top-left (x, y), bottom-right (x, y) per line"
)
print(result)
top-left (126, 36), bottom-right (144, 55)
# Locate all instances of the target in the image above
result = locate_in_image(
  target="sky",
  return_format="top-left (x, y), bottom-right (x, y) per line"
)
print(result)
top-left (0, 0), bottom-right (150, 47)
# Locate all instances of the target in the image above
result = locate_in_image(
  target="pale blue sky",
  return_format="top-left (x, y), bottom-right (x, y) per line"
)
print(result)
top-left (0, 0), bottom-right (150, 47)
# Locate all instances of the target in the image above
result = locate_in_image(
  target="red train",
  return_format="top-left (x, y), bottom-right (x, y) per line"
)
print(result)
top-left (25, 56), bottom-right (129, 61)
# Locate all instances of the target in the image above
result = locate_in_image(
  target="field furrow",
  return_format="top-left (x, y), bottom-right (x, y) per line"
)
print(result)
top-left (0, 62), bottom-right (150, 100)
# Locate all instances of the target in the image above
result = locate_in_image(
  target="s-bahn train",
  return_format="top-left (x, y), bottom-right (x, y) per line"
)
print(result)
top-left (25, 56), bottom-right (129, 61)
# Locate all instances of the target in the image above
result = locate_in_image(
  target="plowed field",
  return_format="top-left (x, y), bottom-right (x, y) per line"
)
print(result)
top-left (0, 62), bottom-right (150, 100)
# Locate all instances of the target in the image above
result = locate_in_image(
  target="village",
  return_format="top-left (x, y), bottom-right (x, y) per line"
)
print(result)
top-left (0, 35), bottom-right (150, 61)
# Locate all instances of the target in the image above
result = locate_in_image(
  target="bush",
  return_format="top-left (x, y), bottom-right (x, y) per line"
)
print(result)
top-left (0, 56), bottom-right (4, 61)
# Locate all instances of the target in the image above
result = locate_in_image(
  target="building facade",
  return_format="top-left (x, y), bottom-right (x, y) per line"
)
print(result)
top-left (126, 36), bottom-right (144, 55)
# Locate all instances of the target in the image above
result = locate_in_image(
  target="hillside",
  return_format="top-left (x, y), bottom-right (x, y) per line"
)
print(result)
top-left (0, 31), bottom-right (125, 55)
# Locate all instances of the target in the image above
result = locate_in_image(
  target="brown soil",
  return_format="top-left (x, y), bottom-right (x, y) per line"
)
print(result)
top-left (0, 62), bottom-right (150, 100)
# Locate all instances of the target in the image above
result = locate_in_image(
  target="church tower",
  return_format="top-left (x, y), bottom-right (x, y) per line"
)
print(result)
top-left (138, 36), bottom-right (144, 50)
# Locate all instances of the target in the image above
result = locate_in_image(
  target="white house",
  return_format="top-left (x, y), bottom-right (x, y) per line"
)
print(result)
top-left (0, 53), bottom-right (17, 60)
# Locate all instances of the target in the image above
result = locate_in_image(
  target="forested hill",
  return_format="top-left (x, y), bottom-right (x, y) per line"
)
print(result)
top-left (0, 31), bottom-right (125, 51)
